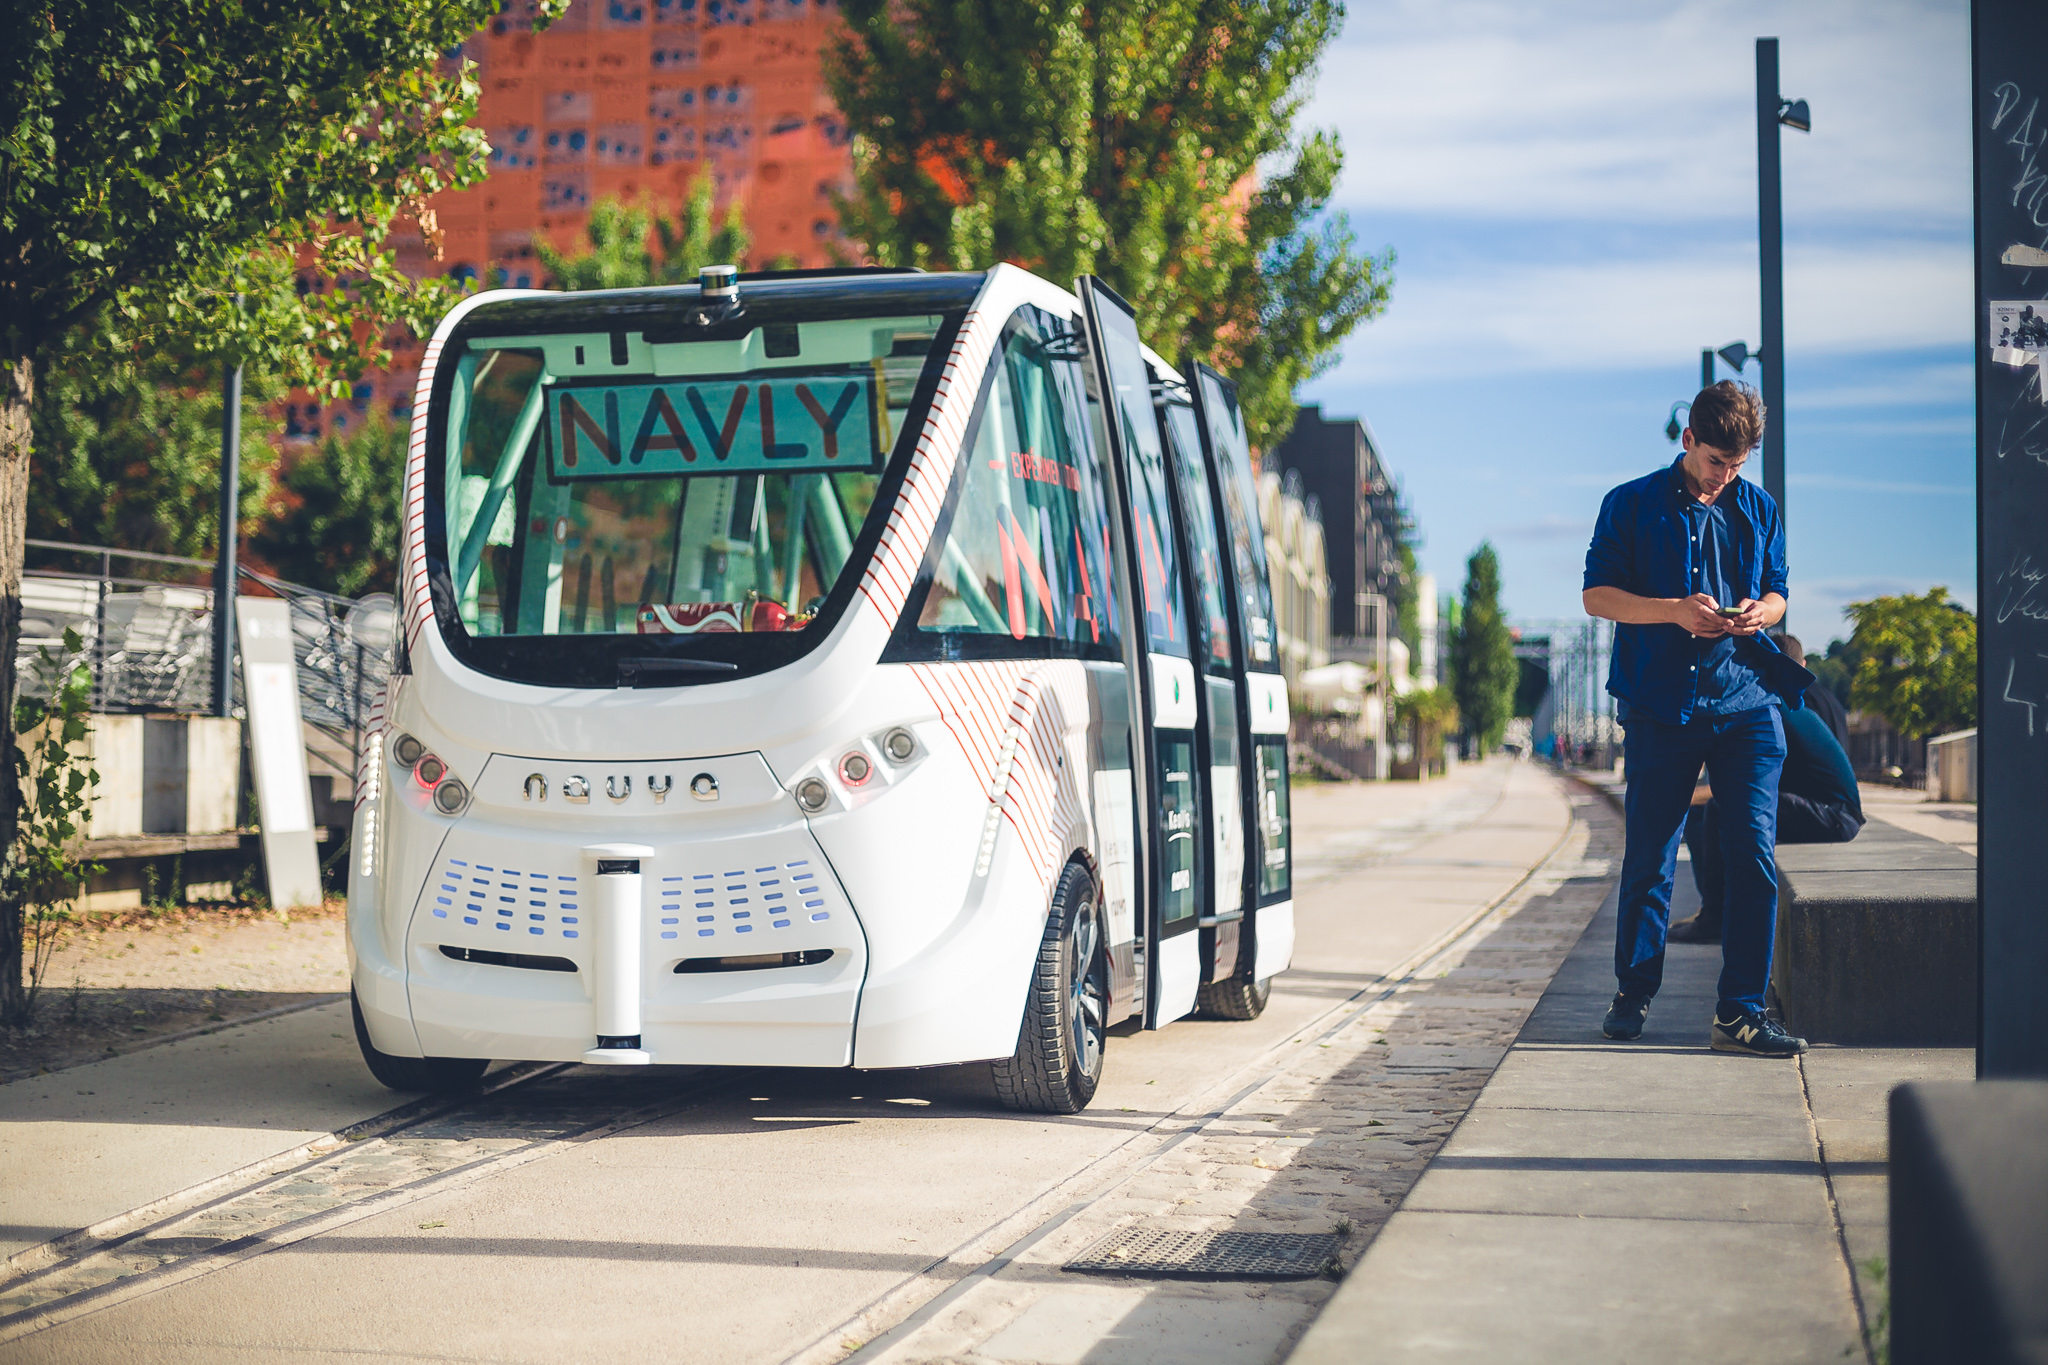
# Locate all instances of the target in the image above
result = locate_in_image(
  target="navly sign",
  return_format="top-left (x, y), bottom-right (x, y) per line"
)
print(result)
top-left (545, 370), bottom-right (881, 478)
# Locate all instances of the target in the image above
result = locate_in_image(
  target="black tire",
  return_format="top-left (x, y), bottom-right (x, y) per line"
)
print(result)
top-left (992, 863), bottom-right (1108, 1114)
top-left (1196, 972), bottom-right (1272, 1021)
top-left (351, 990), bottom-right (490, 1093)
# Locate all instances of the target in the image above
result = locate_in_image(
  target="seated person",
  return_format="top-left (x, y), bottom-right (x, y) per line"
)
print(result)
top-left (1670, 634), bottom-right (1863, 944)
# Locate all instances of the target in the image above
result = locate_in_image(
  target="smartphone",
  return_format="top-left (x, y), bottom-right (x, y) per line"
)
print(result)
top-left (1715, 606), bottom-right (1745, 618)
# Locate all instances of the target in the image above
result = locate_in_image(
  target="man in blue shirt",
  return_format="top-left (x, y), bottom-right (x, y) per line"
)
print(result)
top-left (1581, 382), bottom-right (1816, 1057)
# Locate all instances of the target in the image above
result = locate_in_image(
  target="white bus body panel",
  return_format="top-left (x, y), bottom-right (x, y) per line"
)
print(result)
top-left (1253, 900), bottom-right (1295, 983)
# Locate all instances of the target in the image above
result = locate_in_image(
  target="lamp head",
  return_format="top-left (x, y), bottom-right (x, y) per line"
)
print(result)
top-left (1665, 402), bottom-right (1689, 444)
top-left (1715, 342), bottom-right (1752, 372)
top-left (1778, 98), bottom-right (1811, 133)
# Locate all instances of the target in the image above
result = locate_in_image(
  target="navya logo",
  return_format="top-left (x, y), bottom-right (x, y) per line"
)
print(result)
top-left (520, 771), bottom-right (714, 805)
top-left (547, 371), bottom-right (880, 479)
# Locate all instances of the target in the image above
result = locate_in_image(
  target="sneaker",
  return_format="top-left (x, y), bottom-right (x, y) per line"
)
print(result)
top-left (1602, 993), bottom-right (1651, 1040)
top-left (1711, 1007), bottom-right (1807, 1057)
top-left (1667, 912), bottom-right (1721, 945)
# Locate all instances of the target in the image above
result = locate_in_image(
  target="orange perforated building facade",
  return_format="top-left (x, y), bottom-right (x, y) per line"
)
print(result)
top-left (286, 0), bottom-right (856, 442)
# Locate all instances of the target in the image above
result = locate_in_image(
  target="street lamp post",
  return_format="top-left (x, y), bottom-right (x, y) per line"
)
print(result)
top-left (1755, 38), bottom-right (1810, 547)
top-left (211, 347), bottom-right (242, 719)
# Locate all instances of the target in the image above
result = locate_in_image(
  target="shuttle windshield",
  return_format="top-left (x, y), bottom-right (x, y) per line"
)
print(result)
top-left (425, 280), bottom-right (974, 686)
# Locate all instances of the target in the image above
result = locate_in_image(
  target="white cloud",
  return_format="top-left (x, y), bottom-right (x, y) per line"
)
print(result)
top-left (1310, 239), bottom-right (1970, 383)
top-left (1311, 0), bottom-right (1969, 230)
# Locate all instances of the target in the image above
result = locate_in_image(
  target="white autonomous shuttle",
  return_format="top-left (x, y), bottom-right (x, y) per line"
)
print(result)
top-left (348, 264), bottom-right (1294, 1113)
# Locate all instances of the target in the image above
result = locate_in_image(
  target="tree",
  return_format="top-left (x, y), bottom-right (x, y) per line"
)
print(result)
top-left (29, 350), bottom-right (277, 562)
top-left (1845, 588), bottom-right (1976, 740)
top-left (823, 0), bottom-right (1392, 446)
top-left (1806, 637), bottom-right (1857, 710)
top-left (250, 418), bottom-right (406, 600)
top-left (532, 177), bottom-right (753, 291)
top-left (1451, 542), bottom-right (1516, 755)
top-left (2, 0), bottom-right (560, 1020)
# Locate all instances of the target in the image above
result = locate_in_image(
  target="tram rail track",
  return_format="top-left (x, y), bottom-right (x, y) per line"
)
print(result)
top-left (788, 777), bottom-right (1593, 1364)
top-left (0, 1061), bottom-right (749, 1344)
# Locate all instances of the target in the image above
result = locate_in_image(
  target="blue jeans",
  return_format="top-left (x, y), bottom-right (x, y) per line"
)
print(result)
top-left (1617, 705), bottom-right (1786, 1013)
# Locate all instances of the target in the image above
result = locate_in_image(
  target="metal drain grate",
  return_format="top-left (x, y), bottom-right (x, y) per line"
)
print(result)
top-left (1063, 1226), bottom-right (1340, 1280)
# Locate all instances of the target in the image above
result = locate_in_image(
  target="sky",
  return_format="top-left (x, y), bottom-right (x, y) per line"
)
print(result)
top-left (1296, 0), bottom-right (1974, 647)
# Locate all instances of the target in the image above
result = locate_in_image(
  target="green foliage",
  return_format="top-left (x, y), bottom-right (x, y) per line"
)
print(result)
top-left (1860, 1255), bottom-right (1891, 1365)
top-left (1450, 542), bottom-right (1517, 754)
top-left (533, 180), bottom-right (752, 291)
top-left (823, 0), bottom-right (1392, 446)
top-left (1808, 637), bottom-right (1857, 709)
top-left (1846, 589), bottom-right (1976, 740)
top-left (2, 630), bottom-right (101, 1026)
top-left (1392, 685), bottom-right (1458, 732)
top-left (1391, 540), bottom-right (1420, 655)
top-left (250, 417), bottom-right (406, 599)
top-left (4, 0), bottom-right (562, 1018)
top-left (29, 349), bottom-right (277, 560)
top-left (3, 0), bottom-right (563, 382)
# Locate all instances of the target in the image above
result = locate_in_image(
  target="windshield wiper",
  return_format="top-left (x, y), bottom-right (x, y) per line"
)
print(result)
top-left (617, 656), bottom-right (741, 687)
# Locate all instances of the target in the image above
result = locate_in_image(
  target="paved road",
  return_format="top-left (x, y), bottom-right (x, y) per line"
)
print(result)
top-left (0, 759), bottom-right (1588, 1364)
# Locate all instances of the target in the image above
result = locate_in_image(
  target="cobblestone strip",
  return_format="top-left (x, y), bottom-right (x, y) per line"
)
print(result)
top-left (0, 1060), bottom-right (559, 1290)
top-left (0, 1066), bottom-right (737, 1343)
top-left (852, 786), bottom-right (1623, 1365)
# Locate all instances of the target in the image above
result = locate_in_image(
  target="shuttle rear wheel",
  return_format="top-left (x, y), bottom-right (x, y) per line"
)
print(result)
top-left (1196, 972), bottom-right (1272, 1021)
top-left (352, 991), bottom-right (490, 1093)
top-left (992, 863), bottom-right (1107, 1115)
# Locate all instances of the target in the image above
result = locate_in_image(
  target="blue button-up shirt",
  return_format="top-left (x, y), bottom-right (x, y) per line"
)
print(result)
top-left (1583, 458), bottom-right (1813, 726)
top-left (1681, 495), bottom-right (1776, 715)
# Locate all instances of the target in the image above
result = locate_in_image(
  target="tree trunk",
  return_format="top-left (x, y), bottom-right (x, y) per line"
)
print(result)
top-left (0, 357), bottom-right (32, 1026)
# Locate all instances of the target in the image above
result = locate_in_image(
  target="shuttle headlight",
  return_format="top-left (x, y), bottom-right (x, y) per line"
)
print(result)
top-left (883, 727), bottom-right (916, 763)
top-left (433, 777), bottom-right (471, 816)
top-left (401, 742), bottom-right (470, 817)
top-left (794, 777), bottom-right (831, 813)
top-left (839, 752), bottom-right (872, 786)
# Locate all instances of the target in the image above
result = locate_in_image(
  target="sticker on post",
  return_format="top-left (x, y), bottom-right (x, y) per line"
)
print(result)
top-left (1989, 299), bottom-right (2048, 367)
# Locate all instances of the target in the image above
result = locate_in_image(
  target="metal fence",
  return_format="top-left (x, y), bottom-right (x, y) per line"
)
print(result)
top-left (17, 540), bottom-right (394, 781)
top-left (1516, 617), bottom-right (1617, 769)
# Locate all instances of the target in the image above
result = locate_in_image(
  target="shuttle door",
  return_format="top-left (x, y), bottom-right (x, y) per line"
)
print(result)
top-left (1187, 363), bottom-right (1293, 980)
top-left (1077, 278), bottom-right (1203, 1029)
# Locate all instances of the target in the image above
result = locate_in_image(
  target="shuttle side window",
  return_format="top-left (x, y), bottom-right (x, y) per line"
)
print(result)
top-left (900, 309), bottom-right (1120, 656)
top-left (1197, 370), bottom-right (1281, 673)
top-left (1162, 402), bottom-right (1233, 676)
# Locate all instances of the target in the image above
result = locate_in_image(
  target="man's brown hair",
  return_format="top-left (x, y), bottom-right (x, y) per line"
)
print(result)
top-left (1688, 380), bottom-right (1766, 454)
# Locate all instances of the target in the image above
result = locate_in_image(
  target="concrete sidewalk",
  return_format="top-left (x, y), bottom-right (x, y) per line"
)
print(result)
top-left (1291, 840), bottom-right (1972, 1364)
top-left (0, 1002), bottom-right (399, 1269)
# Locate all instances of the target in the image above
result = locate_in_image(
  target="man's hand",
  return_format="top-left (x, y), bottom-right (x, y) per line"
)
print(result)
top-left (1718, 593), bottom-right (1786, 637)
top-left (1721, 598), bottom-right (1771, 636)
top-left (1673, 593), bottom-right (1732, 637)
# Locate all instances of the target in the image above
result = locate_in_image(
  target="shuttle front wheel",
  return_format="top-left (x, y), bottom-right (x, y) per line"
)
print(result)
top-left (351, 991), bottom-right (491, 1093)
top-left (992, 863), bottom-right (1108, 1115)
